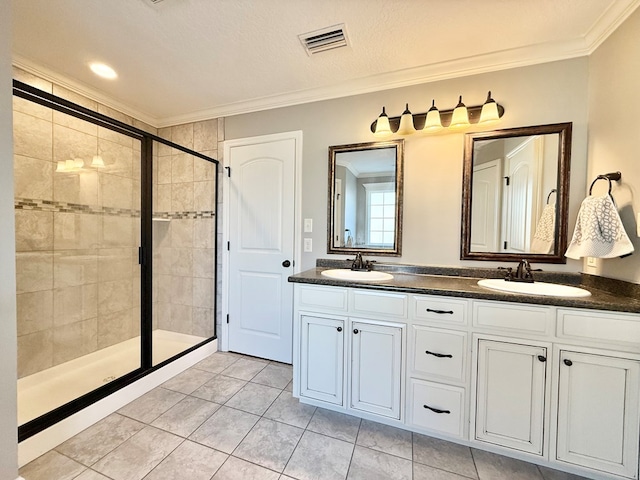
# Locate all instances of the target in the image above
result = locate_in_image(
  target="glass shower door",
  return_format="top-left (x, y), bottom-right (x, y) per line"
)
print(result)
top-left (14, 99), bottom-right (142, 425)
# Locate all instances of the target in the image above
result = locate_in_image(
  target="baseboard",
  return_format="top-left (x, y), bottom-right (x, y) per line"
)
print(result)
top-left (18, 339), bottom-right (217, 467)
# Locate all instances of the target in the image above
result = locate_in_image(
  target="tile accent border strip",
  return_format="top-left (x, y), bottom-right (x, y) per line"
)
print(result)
top-left (14, 197), bottom-right (214, 219)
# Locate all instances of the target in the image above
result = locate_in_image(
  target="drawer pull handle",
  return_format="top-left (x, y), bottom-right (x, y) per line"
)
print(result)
top-left (336, 327), bottom-right (342, 332)
top-left (423, 405), bottom-right (450, 414)
top-left (563, 359), bottom-right (573, 367)
top-left (426, 308), bottom-right (454, 315)
top-left (425, 350), bottom-right (453, 359)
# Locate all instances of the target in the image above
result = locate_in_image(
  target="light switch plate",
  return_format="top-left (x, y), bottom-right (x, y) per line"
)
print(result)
top-left (587, 257), bottom-right (597, 267)
top-left (304, 238), bottom-right (312, 252)
top-left (304, 218), bottom-right (313, 233)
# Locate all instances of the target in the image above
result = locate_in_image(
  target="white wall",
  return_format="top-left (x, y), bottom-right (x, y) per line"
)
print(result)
top-left (226, 58), bottom-right (589, 272)
top-left (587, 7), bottom-right (640, 284)
top-left (0, 0), bottom-right (19, 477)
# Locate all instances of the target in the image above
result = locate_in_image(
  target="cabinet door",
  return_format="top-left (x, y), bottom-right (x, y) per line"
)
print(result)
top-left (475, 339), bottom-right (547, 455)
top-left (299, 315), bottom-right (345, 405)
top-left (556, 351), bottom-right (640, 478)
top-left (350, 321), bottom-right (403, 419)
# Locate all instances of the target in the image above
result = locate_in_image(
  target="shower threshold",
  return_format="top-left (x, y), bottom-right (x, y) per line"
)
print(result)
top-left (17, 329), bottom-right (206, 426)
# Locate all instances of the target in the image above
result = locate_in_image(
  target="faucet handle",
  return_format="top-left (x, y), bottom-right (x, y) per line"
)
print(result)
top-left (498, 266), bottom-right (514, 281)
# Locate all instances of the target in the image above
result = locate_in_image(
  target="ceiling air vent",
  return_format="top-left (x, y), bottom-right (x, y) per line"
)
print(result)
top-left (299, 24), bottom-right (349, 56)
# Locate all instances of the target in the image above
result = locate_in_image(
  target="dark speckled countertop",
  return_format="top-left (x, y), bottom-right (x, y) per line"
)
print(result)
top-left (288, 261), bottom-right (640, 314)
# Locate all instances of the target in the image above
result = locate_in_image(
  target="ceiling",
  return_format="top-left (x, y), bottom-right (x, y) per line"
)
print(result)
top-left (11, 0), bottom-right (640, 127)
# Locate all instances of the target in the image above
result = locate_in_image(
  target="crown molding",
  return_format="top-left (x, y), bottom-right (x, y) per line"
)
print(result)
top-left (157, 38), bottom-right (591, 127)
top-left (12, 55), bottom-right (161, 128)
top-left (584, 0), bottom-right (640, 53)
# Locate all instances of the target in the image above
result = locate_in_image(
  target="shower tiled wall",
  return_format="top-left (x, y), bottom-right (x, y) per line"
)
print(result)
top-left (13, 67), bottom-right (222, 379)
top-left (153, 119), bottom-right (221, 341)
top-left (12, 67), bottom-right (153, 378)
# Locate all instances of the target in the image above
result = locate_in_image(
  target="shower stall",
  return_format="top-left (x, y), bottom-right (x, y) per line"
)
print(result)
top-left (12, 79), bottom-right (219, 440)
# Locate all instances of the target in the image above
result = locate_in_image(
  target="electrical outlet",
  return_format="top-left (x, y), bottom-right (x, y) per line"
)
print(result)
top-left (304, 218), bottom-right (313, 233)
top-left (304, 238), bottom-right (312, 252)
top-left (587, 257), bottom-right (597, 268)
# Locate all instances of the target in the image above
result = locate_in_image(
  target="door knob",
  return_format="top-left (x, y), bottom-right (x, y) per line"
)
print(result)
top-left (282, 260), bottom-right (291, 267)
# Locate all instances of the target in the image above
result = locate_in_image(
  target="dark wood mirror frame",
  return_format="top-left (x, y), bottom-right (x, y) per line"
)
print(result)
top-left (327, 140), bottom-right (404, 256)
top-left (461, 122), bottom-right (572, 263)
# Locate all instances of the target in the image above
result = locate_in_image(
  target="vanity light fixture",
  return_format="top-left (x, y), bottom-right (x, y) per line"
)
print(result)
top-left (373, 107), bottom-right (393, 137)
top-left (423, 100), bottom-right (443, 132)
top-left (396, 104), bottom-right (416, 135)
top-left (56, 158), bottom-right (85, 173)
top-left (449, 96), bottom-right (470, 128)
top-left (89, 62), bottom-right (117, 80)
top-left (370, 91), bottom-right (504, 137)
top-left (479, 91), bottom-right (500, 124)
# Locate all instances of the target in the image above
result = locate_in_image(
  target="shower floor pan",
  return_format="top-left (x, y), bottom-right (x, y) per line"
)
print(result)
top-left (18, 329), bottom-right (206, 425)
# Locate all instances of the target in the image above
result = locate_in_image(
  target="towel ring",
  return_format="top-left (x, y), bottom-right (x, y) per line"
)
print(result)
top-left (588, 171), bottom-right (622, 198)
top-left (546, 189), bottom-right (557, 204)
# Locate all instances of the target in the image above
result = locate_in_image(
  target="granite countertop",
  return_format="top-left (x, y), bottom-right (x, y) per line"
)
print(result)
top-left (288, 263), bottom-right (640, 314)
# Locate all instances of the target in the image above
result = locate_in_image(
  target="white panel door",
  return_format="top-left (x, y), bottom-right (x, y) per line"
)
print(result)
top-left (350, 320), bottom-right (403, 419)
top-left (299, 315), bottom-right (345, 405)
top-left (502, 137), bottom-right (541, 253)
top-left (556, 350), bottom-right (640, 478)
top-left (475, 339), bottom-right (548, 455)
top-left (471, 159), bottom-right (502, 252)
top-left (228, 135), bottom-right (297, 363)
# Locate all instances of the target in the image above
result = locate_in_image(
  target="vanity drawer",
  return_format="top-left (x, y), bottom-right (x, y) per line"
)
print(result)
top-left (557, 308), bottom-right (640, 347)
top-left (408, 379), bottom-right (465, 438)
top-left (351, 290), bottom-right (408, 319)
top-left (411, 326), bottom-right (466, 382)
top-left (412, 295), bottom-right (468, 326)
top-left (298, 285), bottom-right (348, 312)
top-left (473, 301), bottom-right (554, 336)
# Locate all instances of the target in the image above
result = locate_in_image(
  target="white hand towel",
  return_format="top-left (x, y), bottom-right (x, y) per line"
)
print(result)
top-left (565, 194), bottom-right (634, 259)
top-left (531, 203), bottom-right (555, 254)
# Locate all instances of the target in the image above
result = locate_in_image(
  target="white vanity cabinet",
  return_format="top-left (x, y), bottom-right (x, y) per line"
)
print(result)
top-left (294, 285), bottom-right (406, 423)
top-left (474, 338), bottom-right (549, 455)
top-left (299, 314), bottom-right (345, 405)
top-left (555, 349), bottom-right (640, 479)
top-left (407, 295), bottom-right (470, 439)
top-left (350, 319), bottom-right (403, 419)
top-left (292, 281), bottom-right (640, 480)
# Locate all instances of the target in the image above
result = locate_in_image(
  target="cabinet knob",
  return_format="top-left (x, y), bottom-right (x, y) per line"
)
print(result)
top-left (353, 329), bottom-right (359, 334)
top-left (282, 260), bottom-right (291, 268)
top-left (423, 404), bottom-right (450, 414)
top-left (563, 359), bottom-right (573, 367)
top-left (336, 327), bottom-right (342, 332)
top-left (537, 355), bottom-right (547, 362)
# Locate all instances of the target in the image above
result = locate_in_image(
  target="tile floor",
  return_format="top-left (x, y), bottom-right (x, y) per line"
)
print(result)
top-left (20, 351), bottom-right (591, 480)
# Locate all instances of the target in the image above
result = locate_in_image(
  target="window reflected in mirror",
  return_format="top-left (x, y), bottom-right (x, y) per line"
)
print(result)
top-left (328, 140), bottom-right (404, 256)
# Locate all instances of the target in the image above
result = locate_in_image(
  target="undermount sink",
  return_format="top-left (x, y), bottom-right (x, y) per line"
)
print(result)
top-left (477, 279), bottom-right (591, 298)
top-left (321, 269), bottom-right (393, 282)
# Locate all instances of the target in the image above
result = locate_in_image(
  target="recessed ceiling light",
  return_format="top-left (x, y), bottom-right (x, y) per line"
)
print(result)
top-left (89, 63), bottom-right (117, 79)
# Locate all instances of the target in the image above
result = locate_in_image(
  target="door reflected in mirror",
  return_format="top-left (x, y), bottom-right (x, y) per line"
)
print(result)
top-left (328, 140), bottom-right (404, 256)
top-left (462, 123), bottom-right (572, 263)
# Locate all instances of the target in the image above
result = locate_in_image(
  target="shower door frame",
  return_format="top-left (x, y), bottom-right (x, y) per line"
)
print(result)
top-left (13, 80), bottom-right (219, 441)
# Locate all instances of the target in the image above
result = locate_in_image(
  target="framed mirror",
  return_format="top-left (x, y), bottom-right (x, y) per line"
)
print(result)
top-left (328, 140), bottom-right (404, 256)
top-left (461, 123), bottom-right (572, 263)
